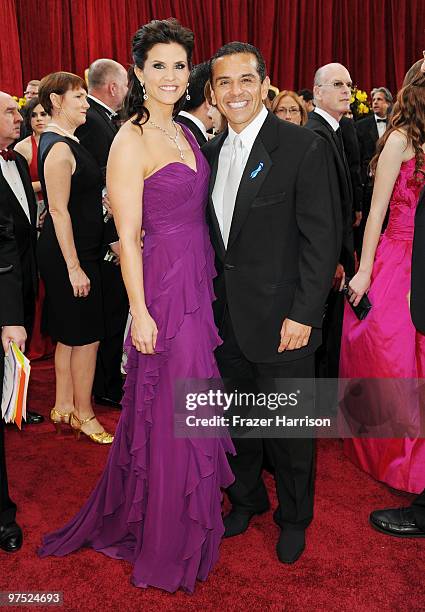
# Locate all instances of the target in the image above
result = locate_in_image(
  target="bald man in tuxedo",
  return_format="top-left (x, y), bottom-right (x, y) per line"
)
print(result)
top-left (0, 92), bottom-right (42, 425)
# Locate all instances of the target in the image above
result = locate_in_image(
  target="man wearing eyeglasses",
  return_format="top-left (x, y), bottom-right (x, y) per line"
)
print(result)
top-left (305, 63), bottom-right (355, 378)
top-left (23, 80), bottom-right (40, 102)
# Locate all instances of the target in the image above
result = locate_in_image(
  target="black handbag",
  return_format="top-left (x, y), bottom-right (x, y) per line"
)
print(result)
top-left (343, 279), bottom-right (372, 320)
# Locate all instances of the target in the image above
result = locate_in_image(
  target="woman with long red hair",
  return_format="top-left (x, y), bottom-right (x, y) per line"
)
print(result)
top-left (339, 62), bottom-right (425, 494)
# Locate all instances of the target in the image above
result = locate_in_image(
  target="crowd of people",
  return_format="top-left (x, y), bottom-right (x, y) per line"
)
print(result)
top-left (1, 16), bottom-right (425, 594)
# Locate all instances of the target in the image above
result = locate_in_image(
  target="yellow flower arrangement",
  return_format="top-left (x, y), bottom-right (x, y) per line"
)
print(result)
top-left (356, 90), bottom-right (368, 102)
top-left (350, 87), bottom-right (371, 119)
top-left (13, 96), bottom-right (27, 109)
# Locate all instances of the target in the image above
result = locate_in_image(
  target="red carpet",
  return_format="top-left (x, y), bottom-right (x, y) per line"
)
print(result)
top-left (1, 359), bottom-right (424, 611)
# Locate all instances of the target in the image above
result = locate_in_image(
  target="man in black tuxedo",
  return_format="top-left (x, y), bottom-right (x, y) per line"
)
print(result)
top-left (203, 43), bottom-right (338, 563)
top-left (176, 62), bottom-right (212, 146)
top-left (0, 209), bottom-right (27, 553)
top-left (340, 115), bottom-right (362, 230)
top-left (76, 59), bottom-right (129, 408)
top-left (0, 91), bottom-right (42, 425)
top-left (369, 185), bottom-right (425, 537)
top-left (305, 63), bottom-right (355, 378)
top-left (355, 87), bottom-right (392, 250)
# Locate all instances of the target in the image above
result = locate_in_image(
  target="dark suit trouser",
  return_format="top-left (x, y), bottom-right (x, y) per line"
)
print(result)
top-left (93, 259), bottom-right (128, 402)
top-left (411, 488), bottom-right (425, 530)
top-left (315, 289), bottom-right (344, 379)
top-left (215, 312), bottom-right (315, 530)
top-left (0, 355), bottom-right (17, 527)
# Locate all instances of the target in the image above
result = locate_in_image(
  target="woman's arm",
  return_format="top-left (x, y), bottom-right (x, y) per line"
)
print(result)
top-left (349, 130), bottom-right (410, 305)
top-left (106, 124), bottom-right (157, 354)
top-left (44, 142), bottom-right (90, 298)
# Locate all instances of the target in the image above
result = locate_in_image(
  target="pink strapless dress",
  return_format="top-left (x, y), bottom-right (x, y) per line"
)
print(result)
top-left (340, 158), bottom-right (425, 494)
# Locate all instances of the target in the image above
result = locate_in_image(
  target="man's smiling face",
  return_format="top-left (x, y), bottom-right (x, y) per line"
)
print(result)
top-left (210, 52), bottom-right (269, 133)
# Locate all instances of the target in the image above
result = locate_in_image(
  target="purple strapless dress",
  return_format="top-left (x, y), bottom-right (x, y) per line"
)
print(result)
top-left (38, 126), bottom-right (235, 593)
top-left (340, 158), bottom-right (425, 493)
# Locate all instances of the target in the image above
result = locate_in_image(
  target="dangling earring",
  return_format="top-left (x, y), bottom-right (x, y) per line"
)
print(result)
top-left (185, 84), bottom-right (191, 101)
top-left (140, 82), bottom-right (148, 100)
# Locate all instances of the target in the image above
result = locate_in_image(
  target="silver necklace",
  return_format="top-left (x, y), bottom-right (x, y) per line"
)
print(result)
top-left (47, 122), bottom-right (80, 143)
top-left (149, 120), bottom-right (184, 160)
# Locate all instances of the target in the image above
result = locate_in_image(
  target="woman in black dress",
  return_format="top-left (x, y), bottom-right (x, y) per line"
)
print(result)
top-left (37, 72), bottom-right (113, 444)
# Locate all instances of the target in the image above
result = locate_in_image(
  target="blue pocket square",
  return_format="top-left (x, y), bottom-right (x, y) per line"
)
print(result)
top-left (250, 162), bottom-right (264, 179)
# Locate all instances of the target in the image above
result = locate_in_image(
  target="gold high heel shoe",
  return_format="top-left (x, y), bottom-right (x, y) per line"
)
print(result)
top-left (69, 413), bottom-right (114, 444)
top-left (50, 408), bottom-right (72, 435)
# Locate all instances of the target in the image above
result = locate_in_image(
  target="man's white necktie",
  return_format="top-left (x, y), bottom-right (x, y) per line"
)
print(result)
top-left (223, 135), bottom-right (244, 248)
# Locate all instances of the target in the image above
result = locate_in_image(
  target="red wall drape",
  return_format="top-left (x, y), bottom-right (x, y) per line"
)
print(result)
top-left (1, 0), bottom-right (424, 98)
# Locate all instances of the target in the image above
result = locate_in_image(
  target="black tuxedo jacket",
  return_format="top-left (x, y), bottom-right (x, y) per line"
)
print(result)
top-left (355, 114), bottom-right (380, 186)
top-left (175, 114), bottom-right (207, 147)
top-left (411, 185), bottom-right (425, 333)
top-left (0, 208), bottom-right (24, 327)
top-left (340, 116), bottom-right (362, 213)
top-left (305, 112), bottom-right (355, 276)
top-left (203, 111), bottom-right (340, 363)
top-left (76, 97), bottom-right (118, 244)
top-left (0, 153), bottom-right (37, 325)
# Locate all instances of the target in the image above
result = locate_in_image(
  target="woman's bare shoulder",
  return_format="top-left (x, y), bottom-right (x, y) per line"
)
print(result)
top-left (14, 136), bottom-right (31, 157)
top-left (113, 119), bottom-right (147, 149)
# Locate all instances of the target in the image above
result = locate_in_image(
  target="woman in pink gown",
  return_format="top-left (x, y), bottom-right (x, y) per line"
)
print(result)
top-left (340, 69), bottom-right (425, 494)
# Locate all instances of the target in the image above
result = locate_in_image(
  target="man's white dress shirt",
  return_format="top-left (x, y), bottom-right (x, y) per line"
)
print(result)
top-left (0, 155), bottom-right (31, 221)
top-left (212, 105), bottom-right (268, 245)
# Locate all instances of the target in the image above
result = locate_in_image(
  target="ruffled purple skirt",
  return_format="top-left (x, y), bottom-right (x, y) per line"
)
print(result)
top-left (39, 225), bottom-right (235, 593)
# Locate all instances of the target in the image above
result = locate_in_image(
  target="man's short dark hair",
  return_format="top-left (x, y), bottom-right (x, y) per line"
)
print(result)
top-left (183, 62), bottom-right (210, 112)
top-left (298, 88), bottom-right (314, 102)
top-left (209, 42), bottom-right (266, 82)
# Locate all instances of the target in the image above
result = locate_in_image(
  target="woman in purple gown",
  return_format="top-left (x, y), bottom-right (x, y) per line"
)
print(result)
top-left (39, 18), bottom-right (234, 593)
top-left (340, 66), bottom-right (425, 493)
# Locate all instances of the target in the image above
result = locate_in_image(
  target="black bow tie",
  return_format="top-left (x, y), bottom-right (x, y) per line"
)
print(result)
top-left (376, 118), bottom-right (387, 123)
top-left (0, 149), bottom-right (16, 161)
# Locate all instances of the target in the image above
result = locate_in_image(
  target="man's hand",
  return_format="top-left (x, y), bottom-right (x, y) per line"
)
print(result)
top-left (109, 241), bottom-right (121, 265)
top-left (353, 211), bottom-right (362, 227)
top-left (1, 325), bottom-right (27, 354)
top-left (332, 263), bottom-right (345, 292)
top-left (278, 318), bottom-right (312, 352)
top-left (103, 194), bottom-right (113, 220)
top-left (37, 208), bottom-right (47, 229)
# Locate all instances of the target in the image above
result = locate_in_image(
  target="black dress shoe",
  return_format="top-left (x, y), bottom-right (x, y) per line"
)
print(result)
top-left (0, 522), bottom-right (23, 553)
top-left (93, 395), bottom-right (122, 409)
top-left (276, 528), bottom-right (305, 564)
top-left (223, 508), bottom-right (269, 538)
top-left (370, 507), bottom-right (425, 538)
top-left (26, 410), bottom-right (44, 425)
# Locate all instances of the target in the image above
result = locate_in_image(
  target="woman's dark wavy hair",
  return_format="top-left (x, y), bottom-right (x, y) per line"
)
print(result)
top-left (370, 68), bottom-right (425, 181)
top-left (124, 18), bottom-right (194, 127)
top-left (24, 96), bottom-right (50, 133)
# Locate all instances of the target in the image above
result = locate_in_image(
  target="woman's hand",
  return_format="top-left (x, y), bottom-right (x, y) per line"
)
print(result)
top-left (37, 208), bottom-right (47, 229)
top-left (348, 270), bottom-right (371, 306)
top-left (68, 265), bottom-right (90, 298)
top-left (131, 312), bottom-right (158, 354)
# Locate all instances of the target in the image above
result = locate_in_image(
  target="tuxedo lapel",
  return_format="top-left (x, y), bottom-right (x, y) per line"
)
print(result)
top-left (89, 99), bottom-right (117, 136)
top-left (0, 165), bottom-right (34, 228)
top-left (369, 116), bottom-right (379, 143)
top-left (207, 132), bottom-right (227, 258)
top-left (227, 114), bottom-right (278, 249)
top-left (14, 154), bottom-right (37, 228)
top-left (312, 113), bottom-right (352, 202)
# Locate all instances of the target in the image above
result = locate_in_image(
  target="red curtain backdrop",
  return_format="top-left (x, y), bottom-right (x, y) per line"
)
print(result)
top-left (0, 0), bottom-right (424, 98)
